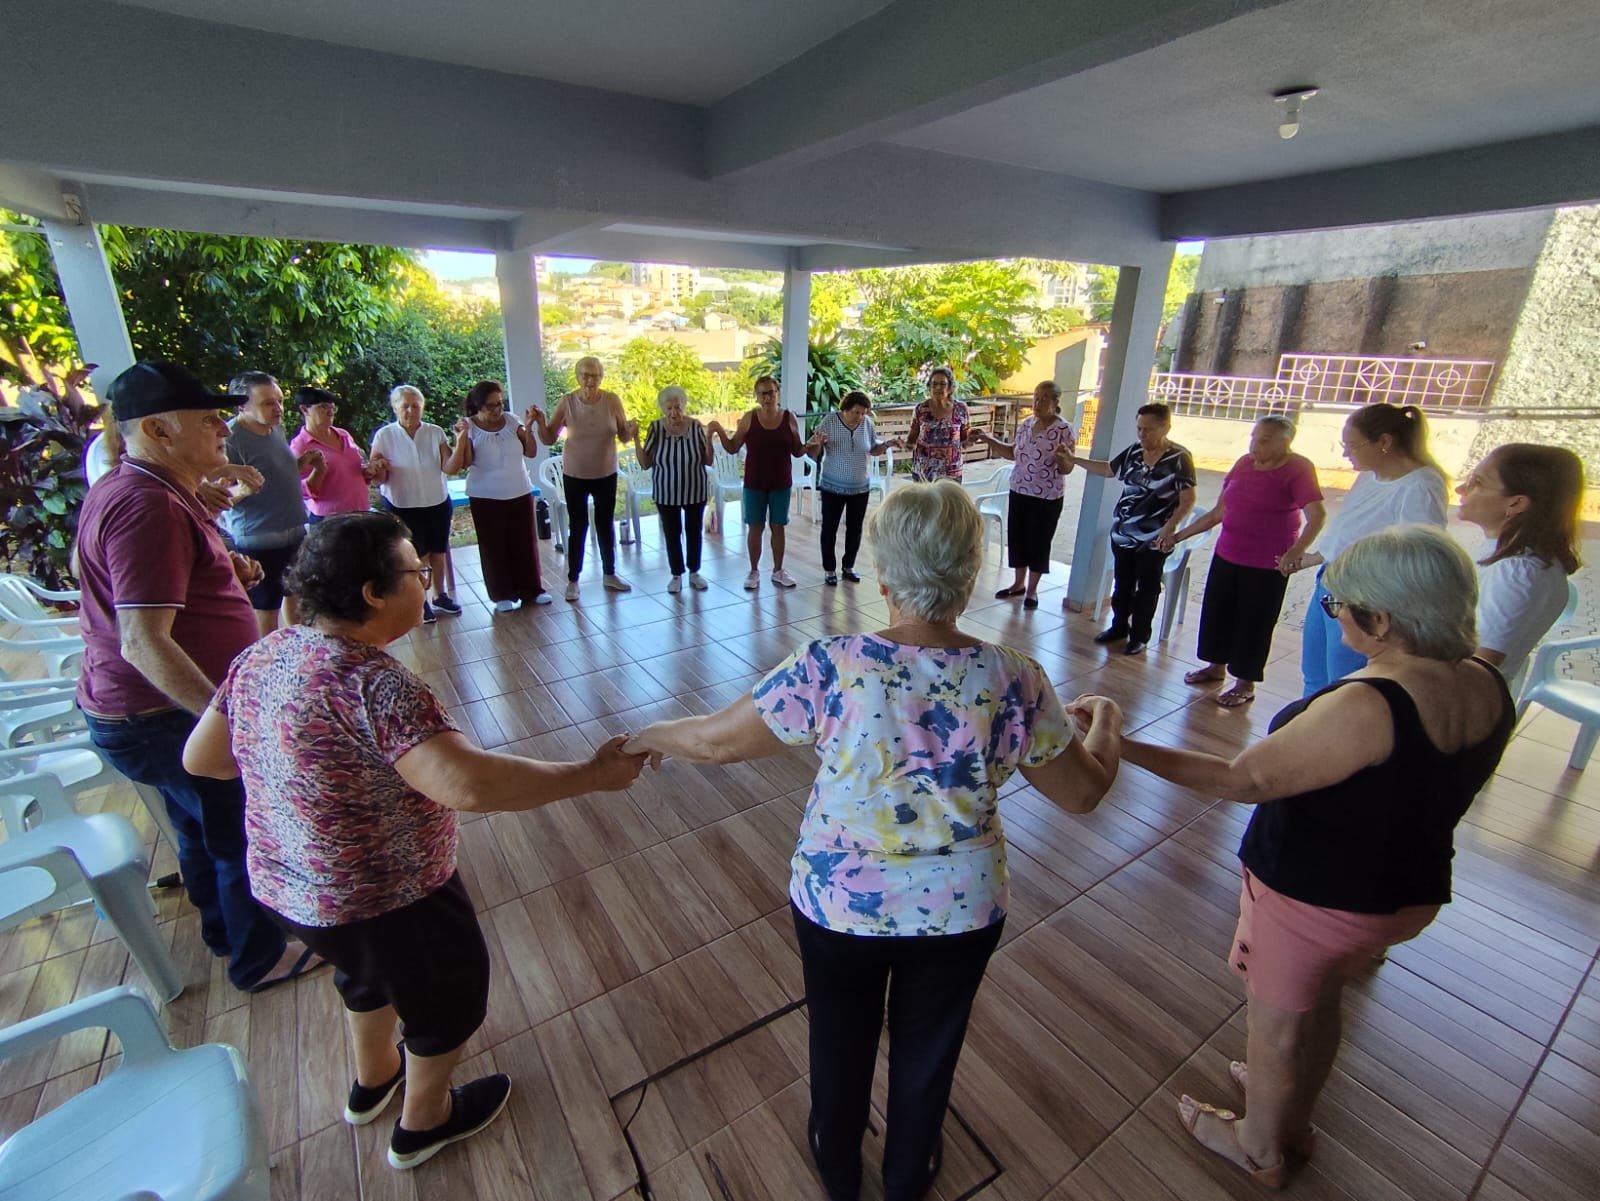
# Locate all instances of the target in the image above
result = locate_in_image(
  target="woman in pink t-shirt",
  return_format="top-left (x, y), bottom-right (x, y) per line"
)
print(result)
top-left (289, 386), bottom-right (376, 519)
top-left (1171, 416), bottom-right (1326, 707)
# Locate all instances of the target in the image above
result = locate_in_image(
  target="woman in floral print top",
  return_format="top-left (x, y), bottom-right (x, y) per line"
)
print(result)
top-left (904, 366), bottom-right (972, 482)
top-left (627, 482), bottom-right (1122, 1201)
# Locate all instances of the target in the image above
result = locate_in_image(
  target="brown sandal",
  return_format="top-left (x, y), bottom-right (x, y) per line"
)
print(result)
top-left (1177, 1096), bottom-right (1287, 1189)
top-left (1215, 685), bottom-right (1256, 709)
top-left (1184, 667), bottom-right (1225, 686)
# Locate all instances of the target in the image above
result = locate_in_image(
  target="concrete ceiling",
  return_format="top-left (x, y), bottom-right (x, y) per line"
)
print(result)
top-left (5, 0), bottom-right (1599, 266)
top-left (107, 0), bottom-right (894, 105)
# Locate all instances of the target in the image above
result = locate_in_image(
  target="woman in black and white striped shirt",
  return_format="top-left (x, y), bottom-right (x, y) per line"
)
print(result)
top-left (635, 386), bottom-right (715, 594)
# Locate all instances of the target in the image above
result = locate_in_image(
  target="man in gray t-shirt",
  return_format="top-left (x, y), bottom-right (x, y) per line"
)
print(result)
top-left (224, 371), bottom-right (323, 634)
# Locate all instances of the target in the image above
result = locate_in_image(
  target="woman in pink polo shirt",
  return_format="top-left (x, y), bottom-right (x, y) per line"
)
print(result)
top-left (289, 386), bottom-right (375, 520)
top-left (1172, 415), bottom-right (1326, 707)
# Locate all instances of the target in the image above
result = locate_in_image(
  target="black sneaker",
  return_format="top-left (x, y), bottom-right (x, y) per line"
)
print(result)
top-left (825, 572), bottom-right (838, 586)
top-left (422, 601), bottom-right (437, 624)
top-left (388, 1073), bottom-right (512, 1170)
top-left (1092, 626), bottom-right (1128, 644)
top-left (344, 1048), bottom-right (405, 1126)
top-left (841, 569), bottom-right (861, 583)
top-left (432, 593), bottom-right (463, 616)
top-left (1124, 640), bottom-right (1148, 655)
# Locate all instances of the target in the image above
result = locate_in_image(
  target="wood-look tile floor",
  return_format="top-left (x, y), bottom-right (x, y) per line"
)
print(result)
top-left (4, 506), bottom-right (1599, 1201)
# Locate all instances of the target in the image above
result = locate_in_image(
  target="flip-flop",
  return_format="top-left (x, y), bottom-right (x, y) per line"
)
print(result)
top-left (1176, 1096), bottom-right (1286, 1189)
top-left (994, 585), bottom-right (1026, 599)
top-left (1227, 1063), bottom-right (1318, 1160)
top-left (1215, 687), bottom-right (1256, 708)
top-left (1184, 668), bottom-right (1225, 686)
top-left (248, 946), bottom-right (327, 993)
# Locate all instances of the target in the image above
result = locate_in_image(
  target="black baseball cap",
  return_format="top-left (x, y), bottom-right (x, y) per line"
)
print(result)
top-left (106, 361), bottom-right (237, 422)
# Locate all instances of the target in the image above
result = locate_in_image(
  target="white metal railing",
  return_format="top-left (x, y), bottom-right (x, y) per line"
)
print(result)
top-left (1277, 353), bottom-right (1496, 410)
top-left (1151, 353), bottom-right (1497, 420)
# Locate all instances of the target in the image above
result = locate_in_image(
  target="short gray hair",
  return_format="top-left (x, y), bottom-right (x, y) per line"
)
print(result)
top-left (1323, 525), bottom-right (1477, 660)
top-left (1256, 414), bottom-right (1296, 438)
top-left (117, 411), bottom-right (180, 445)
top-left (389, 384), bottom-right (424, 407)
top-left (657, 385), bottom-right (688, 409)
top-left (575, 356), bottom-right (604, 376)
top-left (868, 480), bottom-right (984, 622)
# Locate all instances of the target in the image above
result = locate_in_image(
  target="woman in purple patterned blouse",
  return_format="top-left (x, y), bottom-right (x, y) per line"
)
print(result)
top-left (184, 512), bottom-right (645, 1171)
top-left (973, 380), bottom-right (1077, 609)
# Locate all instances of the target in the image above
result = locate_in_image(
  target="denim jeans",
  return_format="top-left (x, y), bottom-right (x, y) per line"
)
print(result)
top-left (85, 709), bottom-right (285, 990)
top-left (1300, 574), bottom-right (1369, 697)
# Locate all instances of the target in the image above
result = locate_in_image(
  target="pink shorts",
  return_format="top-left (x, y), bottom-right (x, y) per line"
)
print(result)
top-left (1229, 868), bottom-right (1439, 1012)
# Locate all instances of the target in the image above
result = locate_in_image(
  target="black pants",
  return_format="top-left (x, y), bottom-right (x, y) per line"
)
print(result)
top-left (1195, 552), bottom-right (1290, 682)
top-left (1006, 491), bottom-right (1064, 574)
top-left (562, 472), bottom-right (618, 579)
top-left (820, 488), bottom-right (870, 573)
top-left (657, 502), bottom-right (705, 576)
top-left (1110, 543), bottom-right (1169, 643)
top-left (795, 905), bottom-right (1004, 1201)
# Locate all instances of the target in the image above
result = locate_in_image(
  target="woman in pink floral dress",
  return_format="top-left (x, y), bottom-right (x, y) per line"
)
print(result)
top-left (974, 380), bottom-right (1077, 608)
top-left (904, 366), bottom-right (971, 482)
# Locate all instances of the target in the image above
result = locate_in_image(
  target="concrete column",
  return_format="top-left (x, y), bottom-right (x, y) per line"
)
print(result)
top-left (779, 262), bottom-right (811, 421)
top-left (41, 212), bottom-right (134, 399)
top-left (1065, 249), bottom-right (1175, 610)
top-left (496, 249), bottom-right (548, 477)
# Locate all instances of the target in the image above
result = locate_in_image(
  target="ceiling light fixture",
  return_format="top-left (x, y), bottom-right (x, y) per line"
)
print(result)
top-left (1273, 86), bottom-right (1319, 139)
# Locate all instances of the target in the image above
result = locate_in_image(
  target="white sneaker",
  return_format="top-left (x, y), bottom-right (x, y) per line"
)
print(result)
top-left (771, 569), bottom-right (797, 588)
top-left (744, 571), bottom-right (760, 591)
top-left (689, 573), bottom-right (709, 591)
top-left (493, 599), bottom-right (518, 614)
top-left (564, 580), bottom-right (580, 602)
top-left (532, 592), bottom-right (553, 606)
top-left (603, 573), bottom-right (632, 592)
top-left (667, 576), bottom-right (682, 594)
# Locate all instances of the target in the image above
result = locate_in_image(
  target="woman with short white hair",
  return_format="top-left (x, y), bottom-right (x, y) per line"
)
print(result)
top-left (369, 384), bottom-right (463, 622)
top-left (633, 385), bottom-right (713, 594)
top-left (1112, 525), bottom-right (1514, 1189)
top-left (625, 480), bottom-right (1123, 1201)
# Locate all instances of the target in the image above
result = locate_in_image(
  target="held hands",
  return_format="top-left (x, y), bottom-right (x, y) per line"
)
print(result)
top-left (1153, 524), bottom-right (1178, 553)
top-left (1055, 447), bottom-right (1076, 474)
top-left (1275, 549), bottom-right (1307, 576)
top-left (195, 480), bottom-right (234, 514)
top-left (217, 464), bottom-right (265, 493)
top-left (590, 734), bottom-right (650, 790)
top-left (229, 552), bottom-right (264, 590)
top-left (366, 454), bottom-right (390, 483)
top-left (806, 430), bottom-right (829, 451)
top-left (1065, 693), bottom-right (1123, 736)
top-left (453, 418), bottom-right (472, 438)
top-left (296, 448), bottom-right (325, 473)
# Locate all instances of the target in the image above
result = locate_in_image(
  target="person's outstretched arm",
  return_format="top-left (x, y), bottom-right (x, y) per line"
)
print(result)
top-left (625, 695), bottom-right (788, 766)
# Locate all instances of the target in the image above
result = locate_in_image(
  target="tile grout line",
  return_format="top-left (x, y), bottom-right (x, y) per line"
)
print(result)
top-left (1462, 941), bottom-right (1600, 1201)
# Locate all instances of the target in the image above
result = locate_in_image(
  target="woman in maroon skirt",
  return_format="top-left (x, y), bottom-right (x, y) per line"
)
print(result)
top-left (445, 381), bottom-right (551, 611)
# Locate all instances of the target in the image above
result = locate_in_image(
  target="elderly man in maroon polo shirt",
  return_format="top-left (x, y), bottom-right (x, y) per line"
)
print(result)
top-left (77, 361), bottom-right (319, 993)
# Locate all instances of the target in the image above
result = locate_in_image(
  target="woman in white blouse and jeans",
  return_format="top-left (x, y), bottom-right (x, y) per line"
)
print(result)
top-left (1456, 443), bottom-right (1583, 693)
top-left (1291, 404), bottom-right (1448, 695)
top-left (806, 390), bottom-right (894, 586)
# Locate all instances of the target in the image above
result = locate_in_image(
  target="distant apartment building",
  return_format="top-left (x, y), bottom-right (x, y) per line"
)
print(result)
top-left (631, 263), bottom-right (700, 303)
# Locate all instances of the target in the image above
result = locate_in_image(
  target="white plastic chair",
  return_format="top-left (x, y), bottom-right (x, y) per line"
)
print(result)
top-left (793, 454), bottom-right (820, 525)
top-left (968, 465), bottom-right (1015, 558)
top-left (708, 446), bottom-right (745, 534)
top-left (619, 450), bottom-right (651, 546)
top-left (0, 577), bottom-right (84, 679)
top-left (0, 675), bottom-right (82, 750)
top-left (534, 456), bottom-right (599, 561)
top-left (0, 986), bottom-right (268, 1200)
top-left (0, 769), bottom-right (183, 1001)
top-left (866, 445), bottom-right (895, 503)
top-left (1515, 581), bottom-right (1597, 770)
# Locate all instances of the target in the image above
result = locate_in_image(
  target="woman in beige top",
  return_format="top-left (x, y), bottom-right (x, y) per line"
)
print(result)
top-left (534, 356), bottom-right (639, 602)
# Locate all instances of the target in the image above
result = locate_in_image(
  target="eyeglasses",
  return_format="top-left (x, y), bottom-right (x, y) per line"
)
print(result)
top-left (756, 389), bottom-right (779, 398)
top-left (1318, 593), bottom-right (1349, 619)
top-left (403, 566), bottom-right (434, 587)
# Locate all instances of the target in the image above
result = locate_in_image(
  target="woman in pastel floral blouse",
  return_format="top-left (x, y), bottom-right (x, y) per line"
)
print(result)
top-left (626, 482), bottom-right (1122, 1201)
top-left (904, 366), bottom-right (972, 482)
top-left (974, 379), bottom-right (1077, 609)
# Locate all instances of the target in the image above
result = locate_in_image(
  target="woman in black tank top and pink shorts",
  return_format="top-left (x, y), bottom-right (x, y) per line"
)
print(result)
top-left (1095, 526), bottom-right (1513, 1190)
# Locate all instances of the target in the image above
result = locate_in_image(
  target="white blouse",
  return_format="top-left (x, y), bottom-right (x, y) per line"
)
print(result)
top-left (1315, 466), bottom-right (1448, 562)
top-left (371, 422), bottom-right (449, 509)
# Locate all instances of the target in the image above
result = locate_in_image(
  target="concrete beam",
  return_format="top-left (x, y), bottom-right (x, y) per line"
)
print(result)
top-left (0, 165), bottom-right (71, 221)
top-left (77, 184), bottom-right (512, 250)
top-left (40, 206), bottom-right (135, 398)
top-left (705, 0), bottom-right (1294, 178)
top-left (1162, 124), bottom-right (1600, 240)
top-left (534, 229), bottom-right (793, 271)
top-left (779, 265), bottom-right (811, 421)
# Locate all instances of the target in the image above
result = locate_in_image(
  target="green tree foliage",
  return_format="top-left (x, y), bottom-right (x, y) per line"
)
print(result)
top-left (725, 287), bottom-right (782, 327)
top-left (104, 229), bottom-right (412, 386)
top-left (808, 273), bottom-right (855, 341)
top-left (849, 261), bottom-right (1041, 402)
top-left (608, 337), bottom-right (717, 426)
top-left (539, 300), bottom-right (575, 327)
top-left (0, 377), bottom-right (97, 588)
top-left (590, 261), bottom-right (633, 281)
top-left (0, 215), bottom-right (77, 385)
